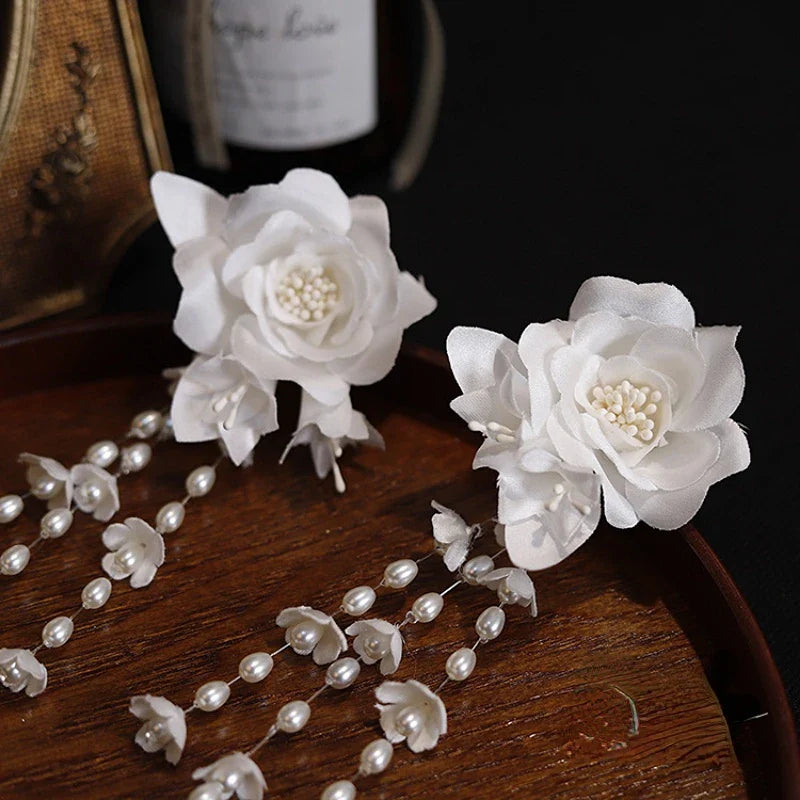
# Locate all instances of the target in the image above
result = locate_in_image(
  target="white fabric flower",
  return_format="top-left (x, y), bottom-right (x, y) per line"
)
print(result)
top-left (280, 390), bottom-right (384, 492)
top-left (0, 648), bottom-right (47, 697)
top-left (192, 753), bottom-right (267, 800)
top-left (430, 502), bottom-right (476, 571)
top-left (276, 606), bottom-right (347, 665)
top-left (446, 329), bottom-right (601, 569)
top-left (527, 276), bottom-right (750, 530)
top-left (376, 679), bottom-right (447, 753)
top-left (479, 567), bottom-right (538, 617)
top-left (71, 463), bottom-right (120, 521)
top-left (101, 517), bottom-right (165, 588)
top-left (151, 168), bottom-right (436, 402)
top-left (19, 453), bottom-right (72, 509)
top-left (171, 355), bottom-right (278, 466)
top-left (346, 619), bottom-right (403, 675)
top-left (130, 694), bottom-right (186, 765)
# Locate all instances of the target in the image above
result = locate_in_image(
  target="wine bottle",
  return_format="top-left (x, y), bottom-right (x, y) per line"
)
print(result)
top-left (141, 0), bottom-right (426, 193)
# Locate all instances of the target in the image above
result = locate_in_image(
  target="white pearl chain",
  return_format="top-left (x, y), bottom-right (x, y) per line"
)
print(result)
top-left (1, 408), bottom-right (167, 578)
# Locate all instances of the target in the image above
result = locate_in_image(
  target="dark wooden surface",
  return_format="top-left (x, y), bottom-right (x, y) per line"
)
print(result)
top-left (0, 315), bottom-right (797, 800)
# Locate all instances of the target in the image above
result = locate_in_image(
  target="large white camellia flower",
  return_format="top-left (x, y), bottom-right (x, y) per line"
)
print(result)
top-left (448, 277), bottom-right (750, 562)
top-left (530, 276), bottom-right (749, 530)
top-left (152, 168), bottom-right (436, 475)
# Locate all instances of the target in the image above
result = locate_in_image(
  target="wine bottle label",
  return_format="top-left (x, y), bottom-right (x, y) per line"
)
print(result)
top-left (151, 0), bottom-right (378, 151)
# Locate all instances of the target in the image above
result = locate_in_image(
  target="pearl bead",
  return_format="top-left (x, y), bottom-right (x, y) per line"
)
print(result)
top-left (42, 615), bottom-right (74, 648)
top-left (326, 657), bottom-right (361, 689)
top-left (288, 620), bottom-right (322, 654)
top-left (462, 554), bottom-right (495, 585)
top-left (81, 577), bottom-right (112, 609)
top-left (321, 780), bottom-right (357, 800)
top-left (155, 501), bottom-right (185, 533)
top-left (0, 494), bottom-right (24, 523)
top-left (131, 409), bottom-right (163, 438)
top-left (359, 738), bottom-right (393, 775)
top-left (238, 652), bottom-right (274, 683)
top-left (341, 585), bottom-right (376, 616)
top-left (114, 543), bottom-right (144, 573)
top-left (411, 592), bottom-right (444, 623)
top-left (40, 507), bottom-right (73, 539)
top-left (383, 558), bottom-right (418, 589)
top-left (475, 606), bottom-right (506, 640)
top-left (1, 544), bottom-right (30, 575)
top-left (219, 769), bottom-right (242, 792)
top-left (85, 440), bottom-right (119, 468)
top-left (185, 465), bottom-right (216, 497)
top-left (446, 647), bottom-right (477, 681)
top-left (193, 680), bottom-right (231, 712)
top-left (140, 719), bottom-right (171, 748)
top-left (31, 475), bottom-right (59, 500)
top-left (121, 443), bottom-right (152, 474)
top-left (394, 706), bottom-right (425, 737)
top-left (362, 635), bottom-right (389, 661)
top-left (189, 784), bottom-right (225, 800)
top-left (497, 581), bottom-right (520, 605)
top-left (276, 700), bottom-right (311, 733)
top-left (76, 479), bottom-right (103, 509)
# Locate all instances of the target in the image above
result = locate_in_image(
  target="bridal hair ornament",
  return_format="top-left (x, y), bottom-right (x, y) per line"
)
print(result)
top-left (0, 169), bottom-right (437, 698)
top-left (127, 277), bottom-right (749, 799)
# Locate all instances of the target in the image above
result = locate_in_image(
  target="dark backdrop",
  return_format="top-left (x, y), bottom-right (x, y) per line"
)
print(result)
top-left (109, 4), bottom-right (799, 722)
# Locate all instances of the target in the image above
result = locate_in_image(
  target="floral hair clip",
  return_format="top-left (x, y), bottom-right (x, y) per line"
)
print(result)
top-left (0, 168), bottom-right (436, 699)
top-left (111, 276), bottom-right (748, 800)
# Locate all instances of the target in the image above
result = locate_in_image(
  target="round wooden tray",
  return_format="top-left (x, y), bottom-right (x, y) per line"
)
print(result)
top-left (0, 315), bottom-right (797, 800)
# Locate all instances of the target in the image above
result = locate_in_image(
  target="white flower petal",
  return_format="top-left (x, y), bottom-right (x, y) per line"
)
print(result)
top-left (569, 276), bottom-right (696, 330)
top-left (278, 168), bottom-right (352, 233)
top-left (673, 326), bottom-right (745, 431)
top-left (637, 429), bottom-right (720, 491)
top-left (446, 327), bottom-right (518, 394)
top-left (102, 523), bottom-right (129, 550)
top-left (151, 172), bottom-right (227, 247)
top-left (626, 420), bottom-right (750, 529)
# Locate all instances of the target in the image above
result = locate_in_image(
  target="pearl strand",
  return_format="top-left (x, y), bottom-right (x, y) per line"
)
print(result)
top-left (1, 408), bottom-right (168, 578)
top-left (0, 456), bottom-right (221, 697)
top-left (185, 533), bottom-right (493, 799)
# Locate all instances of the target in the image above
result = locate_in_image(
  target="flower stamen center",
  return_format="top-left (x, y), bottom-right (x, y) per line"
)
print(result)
top-left (212, 383), bottom-right (248, 431)
top-left (546, 483), bottom-right (592, 515)
top-left (277, 265), bottom-right (339, 322)
top-left (590, 380), bottom-right (661, 442)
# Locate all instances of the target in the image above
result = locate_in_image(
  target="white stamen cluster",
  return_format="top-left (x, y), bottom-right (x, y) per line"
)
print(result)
top-left (546, 483), bottom-right (592, 515)
top-left (276, 265), bottom-right (339, 322)
top-left (590, 380), bottom-right (661, 442)
top-left (468, 420), bottom-right (516, 445)
top-left (212, 384), bottom-right (247, 431)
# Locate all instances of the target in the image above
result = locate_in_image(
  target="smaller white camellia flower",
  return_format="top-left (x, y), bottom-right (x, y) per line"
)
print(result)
top-left (277, 606), bottom-right (347, 665)
top-left (101, 517), bottom-right (165, 588)
top-left (280, 390), bottom-right (384, 493)
top-left (71, 463), bottom-right (120, 521)
top-left (430, 501), bottom-right (478, 571)
top-left (171, 355), bottom-right (278, 466)
top-left (130, 694), bottom-right (187, 765)
top-left (192, 752), bottom-right (267, 800)
top-left (18, 453), bottom-right (73, 509)
top-left (376, 679), bottom-right (447, 753)
top-left (0, 648), bottom-right (47, 697)
top-left (346, 619), bottom-right (403, 675)
top-left (479, 567), bottom-right (538, 617)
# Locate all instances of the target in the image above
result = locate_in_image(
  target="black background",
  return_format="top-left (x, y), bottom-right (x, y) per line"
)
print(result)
top-left (109, 4), bottom-right (799, 723)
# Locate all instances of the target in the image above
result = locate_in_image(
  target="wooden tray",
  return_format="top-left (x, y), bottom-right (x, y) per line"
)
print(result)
top-left (0, 315), bottom-right (797, 800)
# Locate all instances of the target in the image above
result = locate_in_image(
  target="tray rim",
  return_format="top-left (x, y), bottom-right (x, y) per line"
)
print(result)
top-left (1, 311), bottom-right (798, 796)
